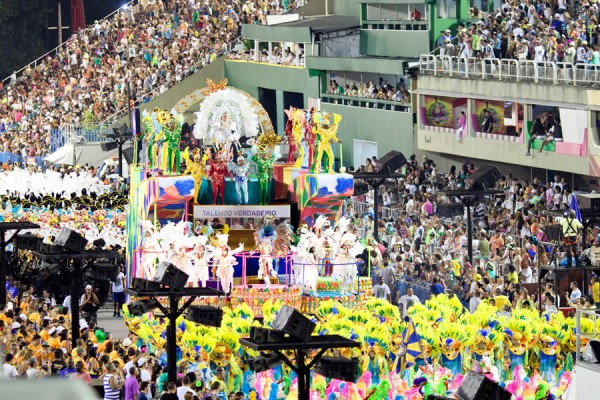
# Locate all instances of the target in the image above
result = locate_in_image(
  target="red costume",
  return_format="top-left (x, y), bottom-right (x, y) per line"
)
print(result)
top-left (209, 159), bottom-right (228, 204)
top-left (284, 118), bottom-right (297, 165)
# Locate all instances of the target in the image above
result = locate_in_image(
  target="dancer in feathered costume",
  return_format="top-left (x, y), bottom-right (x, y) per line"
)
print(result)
top-left (213, 234), bottom-right (244, 294)
top-left (189, 235), bottom-right (212, 287)
top-left (139, 220), bottom-right (162, 279)
top-left (182, 147), bottom-right (208, 204)
top-left (361, 323), bottom-right (390, 385)
top-left (335, 233), bottom-right (363, 295)
top-left (438, 320), bottom-right (472, 376)
top-left (254, 217), bottom-right (291, 288)
top-left (537, 316), bottom-right (568, 385)
top-left (207, 147), bottom-right (232, 205)
top-left (228, 155), bottom-right (250, 205)
top-left (502, 308), bottom-right (539, 380)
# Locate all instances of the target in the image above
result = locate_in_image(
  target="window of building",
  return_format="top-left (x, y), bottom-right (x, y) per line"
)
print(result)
top-left (437, 0), bottom-right (456, 19)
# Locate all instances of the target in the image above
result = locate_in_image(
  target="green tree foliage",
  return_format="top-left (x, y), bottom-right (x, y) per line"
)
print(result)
top-left (0, 0), bottom-right (47, 77)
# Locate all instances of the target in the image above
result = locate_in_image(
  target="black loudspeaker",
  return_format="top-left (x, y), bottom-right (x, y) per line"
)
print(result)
top-left (16, 234), bottom-right (42, 251)
top-left (353, 182), bottom-right (369, 196)
top-left (123, 147), bottom-right (135, 164)
top-left (101, 141), bottom-right (118, 152)
top-left (588, 339), bottom-right (600, 362)
top-left (437, 202), bottom-right (464, 219)
top-left (545, 224), bottom-right (562, 242)
top-left (128, 299), bottom-right (159, 316)
top-left (86, 263), bottom-right (118, 281)
top-left (466, 165), bottom-right (502, 190)
top-left (250, 326), bottom-right (286, 344)
top-left (187, 305), bottom-right (223, 327)
top-left (376, 151), bottom-right (407, 174)
top-left (248, 353), bottom-right (283, 373)
top-left (271, 305), bottom-right (316, 341)
top-left (456, 372), bottom-right (511, 400)
top-left (54, 228), bottom-right (88, 253)
top-left (154, 262), bottom-right (189, 290)
top-left (131, 277), bottom-right (161, 292)
top-left (39, 243), bottom-right (65, 254)
top-left (315, 357), bottom-right (359, 382)
top-left (290, 202), bottom-right (300, 232)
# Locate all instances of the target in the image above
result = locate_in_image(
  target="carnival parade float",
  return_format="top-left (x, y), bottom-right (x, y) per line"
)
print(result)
top-left (119, 79), bottom-right (589, 400)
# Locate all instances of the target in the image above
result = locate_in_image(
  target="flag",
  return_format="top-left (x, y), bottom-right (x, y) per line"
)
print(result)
top-left (570, 194), bottom-right (582, 222)
top-left (394, 319), bottom-right (422, 372)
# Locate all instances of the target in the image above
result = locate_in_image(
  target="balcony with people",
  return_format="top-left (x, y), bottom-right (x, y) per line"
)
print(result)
top-left (419, 0), bottom-right (600, 90)
top-left (320, 70), bottom-right (412, 112)
top-left (417, 95), bottom-right (598, 176)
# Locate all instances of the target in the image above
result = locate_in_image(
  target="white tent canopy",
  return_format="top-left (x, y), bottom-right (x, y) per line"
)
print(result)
top-left (45, 143), bottom-right (132, 170)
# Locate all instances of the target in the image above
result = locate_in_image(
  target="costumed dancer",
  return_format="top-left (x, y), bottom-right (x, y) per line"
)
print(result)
top-left (190, 235), bottom-right (211, 287)
top-left (255, 218), bottom-right (292, 288)
top-left (502, 309), bottom-right (538, 380)
top-left (252, 150), bottom-right (275, 205)
top-left (304, 108), bottom-right (317, 169)
top-left (228, 155), bottom-right (250, 205)
top-left (140, 220), bottom-right (162, 279)
top-left (311, 112), bottom-right (342, 174)
top-left (438, 320), bottom-right (471, 376)
top-left (213, 234), bottom-right (243, 294)
top-left (537, 320), bottom-right (567, 385)
top-left (283, 107), bottom-right (296, 165)
top-left (182, 147), bottom-right (208, 204)
top-left (336, 233), bottom-right (363, 295)
top-left (164, 113), bottom-right (183, 174)
top-left (292, 226), bottom-right (318, 295)
top-left (208, 148), bottom-right (232, 205)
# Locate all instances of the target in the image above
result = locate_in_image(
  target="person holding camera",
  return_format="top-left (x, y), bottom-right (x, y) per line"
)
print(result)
top-left (80, 284), bottom-right (100, 324)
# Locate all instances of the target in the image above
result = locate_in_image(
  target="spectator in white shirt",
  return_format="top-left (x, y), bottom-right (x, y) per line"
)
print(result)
top-left (469, 290), bottom-right (482, 313)
top-left (568, 281), bottom-right (582, 305)
top-left (398, 287), bottom-right (421, 317)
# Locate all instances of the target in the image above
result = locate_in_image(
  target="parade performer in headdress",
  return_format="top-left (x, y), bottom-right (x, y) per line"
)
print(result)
top-left (502, 309), bottom-right (538, 380)
top-left (208, 148), bottom-right (232, 205)
top-left (190, 235), bottom-right (212, 287)
top-left (284, 107), bottom-right (306, 168)
top-left (292, 226), bottom-right (319, 294)
top-left (252, 150), bottom-right (275, 205)
top-left (228, 155), bottom-right (250, 205)
top-left (140, 220), bottom-right (162, 279)
top-left (164, 113), bottom-right (183, 174)
top-left (213, 234), bottom-right (243, 294)
top-left (311, 112), bottom-right (342, 174)
top-left (335, 233), bottom-right (364, 295)
top-left (305, 108), bottom-right (317, 169)
top-left (255, 218), bottom-right (291, 287)
top-left (438, 320), bottom-right (471, 376)
top-left (182, 147), bottom-right (208, 204)
top-left (537, 320), bottom-right (567, 385)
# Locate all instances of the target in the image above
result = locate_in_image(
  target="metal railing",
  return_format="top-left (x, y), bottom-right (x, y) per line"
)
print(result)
top-left (419, 54), bottom-right (600, 88)
top-left (321, 94), bottom-right (411, 112)
top-left (50, 124), bottom-right (113, 153)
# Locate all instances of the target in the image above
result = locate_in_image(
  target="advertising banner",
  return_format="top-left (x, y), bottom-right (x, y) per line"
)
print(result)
top-left (474, 100), bottom-right (505, 134)
top-left (424, 96), bottom-right (454, 128)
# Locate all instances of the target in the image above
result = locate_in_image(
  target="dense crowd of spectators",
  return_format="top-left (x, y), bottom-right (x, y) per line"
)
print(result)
top-left (0, 0), bottom-right (299, 159)
top-left (0, 277), bottom-right (239, 400)
top-left (437, 0), bottom-right (600, 64)
top-left (349, 154), bottom-right (600, 316)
